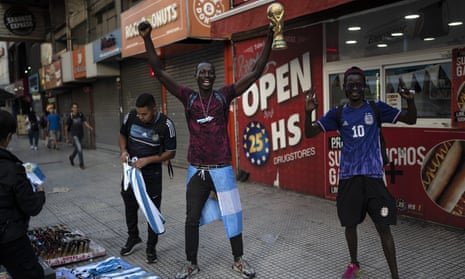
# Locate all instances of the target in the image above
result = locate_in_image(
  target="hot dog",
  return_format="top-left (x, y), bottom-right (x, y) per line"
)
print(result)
top-left (438, 143), bottom-right (465, 212)
top-left (422, 141), bottom-right (463, 202)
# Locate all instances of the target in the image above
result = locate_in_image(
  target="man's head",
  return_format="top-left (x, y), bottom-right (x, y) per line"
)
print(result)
top-left (195, 62), bottom-right (216, 93)
top-left (0, 110), bottom-right (17, 146)
top-left (135, 93), bottom-right (157, 123)
top-left (343, 66), bottom-right (366, 101)
top-left (71, 103), bottom-right (79, 115)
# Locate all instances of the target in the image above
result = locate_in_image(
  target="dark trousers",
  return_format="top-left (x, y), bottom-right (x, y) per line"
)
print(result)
top-left (28, 129), bottom-right (39, 147)
top-left (70, 136), bottom-right (84, 165)
top-left (185, 170), bottom-right (243, 264)
top-left (121, 167), bottom-right (162, 248)
top-left (0, 235), bottom-right (44, 279)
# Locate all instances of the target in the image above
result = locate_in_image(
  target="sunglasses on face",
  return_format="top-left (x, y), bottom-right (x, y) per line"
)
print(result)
top-left (345, 82), bottom-right (365, 91)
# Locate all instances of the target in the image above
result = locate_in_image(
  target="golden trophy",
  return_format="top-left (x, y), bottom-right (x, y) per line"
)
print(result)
top-left (267, 2), bottom-right (287, 50)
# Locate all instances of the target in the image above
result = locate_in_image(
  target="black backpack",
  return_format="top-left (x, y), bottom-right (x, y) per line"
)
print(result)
top-left (125, 110), bottom-right (174, 178)
top-left (336, 101), bottom-right (390, 165)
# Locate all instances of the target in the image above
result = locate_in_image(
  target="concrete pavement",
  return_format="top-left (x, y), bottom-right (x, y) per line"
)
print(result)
top-left (9, 135), bottom-right (465, 279)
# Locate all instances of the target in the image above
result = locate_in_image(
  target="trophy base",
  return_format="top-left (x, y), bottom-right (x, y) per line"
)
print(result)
top-left (272, 40), bottom-right (288, 50)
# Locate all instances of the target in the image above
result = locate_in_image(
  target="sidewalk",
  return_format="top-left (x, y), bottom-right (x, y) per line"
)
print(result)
top-left (10, 135), bottom-right (465, 279)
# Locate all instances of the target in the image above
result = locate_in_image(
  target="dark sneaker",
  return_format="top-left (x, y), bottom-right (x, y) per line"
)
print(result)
top-left (175, 262), bottom-right (199, 279)
top-left (79, 164), bottom-right (85, 170)
top-left (120, 237), bottom-right (142, 256)
top-left (232, 257), bottom-right (255, 278)
top-left (69, 156), bottom-right (74, 166)
top-left (146, 248), bottom-right (157, 263)
top-left (342, 263), bottom-right (362, 279)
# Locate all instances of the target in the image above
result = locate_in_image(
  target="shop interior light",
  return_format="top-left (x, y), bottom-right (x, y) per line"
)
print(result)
top-left (404, 13), bottom-right (420, 20)
top-left (345, 40), bottom-right (357, 45)
top-left (423, 37), bottom-right (435, 41)
top-left (347, 26), bottom-right (361, 31)
top-left (448, 21), bottom-right (463, 27)
top-left (391, 32), bottom-right (404, 37)
top-left (377, 43), bottom-right (388, 48)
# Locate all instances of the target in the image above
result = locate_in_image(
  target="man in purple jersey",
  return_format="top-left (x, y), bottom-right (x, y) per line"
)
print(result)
top-left (138, 21), bottom-right (274, 279)
top-left (304, 66), bottom-right (416, 279)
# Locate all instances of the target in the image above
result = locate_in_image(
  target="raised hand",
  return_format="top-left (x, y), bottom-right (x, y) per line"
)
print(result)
top-left (304, 88), bottom-right (318, 112)
top-left (138, 21), bottom-right (152, 38)
top-left (399, 88), bottom-right (415, 101)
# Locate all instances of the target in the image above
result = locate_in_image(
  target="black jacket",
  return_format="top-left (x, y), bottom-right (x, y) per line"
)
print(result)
top-left (0, 148), bottom-right (45, 244)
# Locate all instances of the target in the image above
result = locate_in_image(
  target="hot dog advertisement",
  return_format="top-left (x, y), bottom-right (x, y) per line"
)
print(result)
top-left (421, 140), bottom-right (465, 216)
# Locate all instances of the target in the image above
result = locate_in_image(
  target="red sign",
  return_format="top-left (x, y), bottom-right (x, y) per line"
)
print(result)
top-left (120, 0), bottom-right (229, 57)
top-left (235, 25), bottom-right (324, 196)
top-left (234, 25), bottom-right (465, 229)
top-left (451, 47), bottom-right (465, 128)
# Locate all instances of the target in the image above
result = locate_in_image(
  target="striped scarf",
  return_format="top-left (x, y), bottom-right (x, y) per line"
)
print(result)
top-left (123, 162), bottom-right (165, 234)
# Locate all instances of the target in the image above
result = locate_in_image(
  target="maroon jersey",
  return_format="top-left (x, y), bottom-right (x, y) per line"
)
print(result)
top-left (175, 85), bottom-right (236, 165)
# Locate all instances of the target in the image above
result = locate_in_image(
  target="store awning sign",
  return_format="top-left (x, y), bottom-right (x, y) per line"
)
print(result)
top-left (73, 48), bottom-right (87, 79)
top-left (120, 0), bottom-right (229, 57)
top-left (4, 7), bottom-right (35, 35)
top-left (93, 29), bottom-right (122, 62)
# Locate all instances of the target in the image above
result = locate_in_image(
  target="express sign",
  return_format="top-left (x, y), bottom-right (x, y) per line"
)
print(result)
top-left (4, 7), bottom-right (35, 36)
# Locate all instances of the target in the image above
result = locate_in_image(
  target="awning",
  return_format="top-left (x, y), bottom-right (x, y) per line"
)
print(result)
top-left (210, 0), bottom-right (354, 38)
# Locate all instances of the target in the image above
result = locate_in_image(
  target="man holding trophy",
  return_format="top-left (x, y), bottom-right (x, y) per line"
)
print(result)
top-left (137, 2), bottom-right (286, 279)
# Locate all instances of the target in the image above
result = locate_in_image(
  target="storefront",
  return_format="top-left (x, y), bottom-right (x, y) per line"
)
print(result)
top-left (120, 0), bottom-right (230, 167)
top-left (212, 0), bottom-right (465, 228)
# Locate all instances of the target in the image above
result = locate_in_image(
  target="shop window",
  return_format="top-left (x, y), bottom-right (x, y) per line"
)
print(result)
top-left (385, 62), bottom-right (451, 118)
top-left (325, 0), bottom-right (465, 62)
top-left (329, 69), bottom-right (380, 108)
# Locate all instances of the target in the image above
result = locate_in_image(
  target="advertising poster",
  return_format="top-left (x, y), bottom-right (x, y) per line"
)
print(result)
top-left (451, 47), bottom-right (465, 128)
top-left (384, 129), bottom-right (465, 228)
top-left (234, 25), bottom-right (325, 196)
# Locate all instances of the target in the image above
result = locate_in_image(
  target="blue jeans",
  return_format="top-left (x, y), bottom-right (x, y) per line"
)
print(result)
top-left (70, 136), bottom-right (84, 166)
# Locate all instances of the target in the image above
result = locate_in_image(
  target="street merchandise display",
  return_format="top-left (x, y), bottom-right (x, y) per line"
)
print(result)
top-left (55, 257), bottom-right (160, 279)
top-left (28, 224), bottom-right (106, 267)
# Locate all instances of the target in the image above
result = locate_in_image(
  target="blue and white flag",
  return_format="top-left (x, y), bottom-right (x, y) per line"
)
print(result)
top-left (187, 165), bottom-right (243, 238)
top-left (23, 162), bottom-right (46, 186)
top-left (123, 161), bottom-right (165, 234)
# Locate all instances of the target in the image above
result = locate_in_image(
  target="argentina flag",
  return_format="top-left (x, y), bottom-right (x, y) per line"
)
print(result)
top-left (123, 162), bottom-right (165, 234)
top-left (187, 165), bottom-right (243, 238)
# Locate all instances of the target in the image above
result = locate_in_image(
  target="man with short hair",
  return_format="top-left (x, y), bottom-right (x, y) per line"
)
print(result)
top-left (65, 103), bottom-right (93, 169)
top-left (138, 20), bottom-right (274, 279)
top-left (118, 93), bottom-right (176, 264)
top-left (304, 66), bottom-right (417, 279)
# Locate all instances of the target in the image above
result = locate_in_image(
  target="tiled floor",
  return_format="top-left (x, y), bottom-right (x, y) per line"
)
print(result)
top-left (8, 136), bottom-right (465, 279)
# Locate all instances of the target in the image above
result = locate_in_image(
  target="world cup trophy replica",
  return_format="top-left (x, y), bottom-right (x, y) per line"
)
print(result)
top-left (267, 2), bottom-right (287, 50)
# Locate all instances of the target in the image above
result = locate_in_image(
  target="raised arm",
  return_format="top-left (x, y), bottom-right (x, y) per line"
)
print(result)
top-left (397, 88), bottom-right (417, 125)
top-left (233, 26), bottom-right (274, 96)
top-left (138, 21), bottom-right (180, 95)
top-left (303, 89), bottom-right (322, 138)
